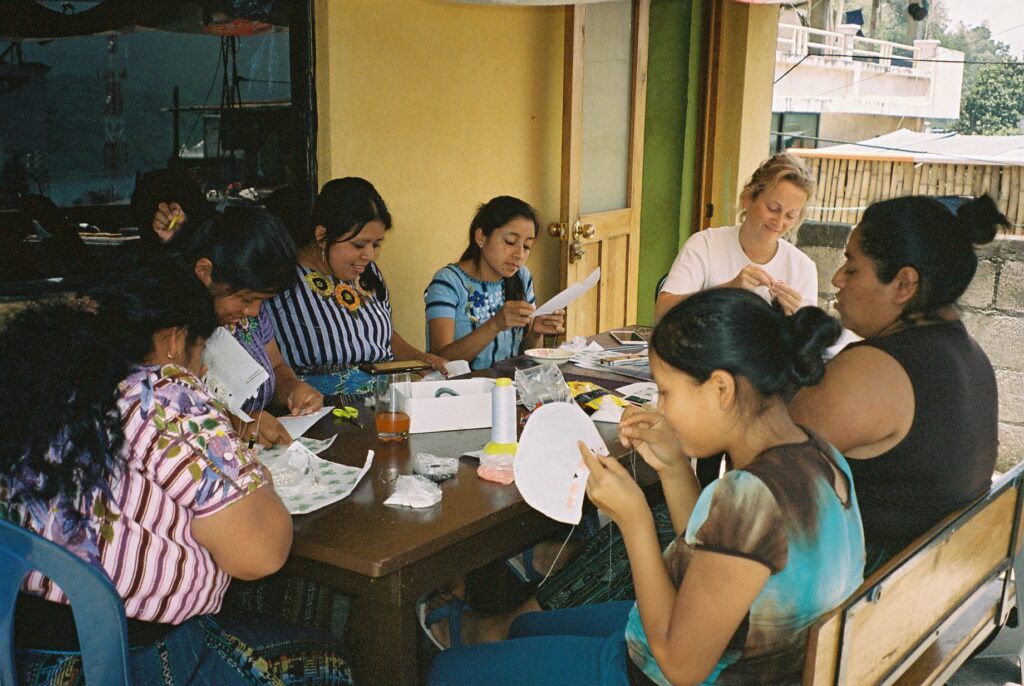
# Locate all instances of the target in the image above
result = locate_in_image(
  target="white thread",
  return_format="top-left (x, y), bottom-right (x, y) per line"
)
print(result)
top-left (490, 379), bottom-right (517, 445)
top-left (537, 525), bottom-right (576, 587)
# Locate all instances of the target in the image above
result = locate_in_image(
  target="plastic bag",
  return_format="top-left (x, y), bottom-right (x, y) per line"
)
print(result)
top-left (514, 363), bottom-right (572, 409)
top-left (477, 452), bottom-right (516, 485)
top-left (413, 452), bottom-right (459, 482)
top-left (383, 474), bottom-right (443, 508)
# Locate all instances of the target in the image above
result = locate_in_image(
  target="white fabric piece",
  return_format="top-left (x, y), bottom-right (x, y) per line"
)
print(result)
top-left (514, 402), bottom-right (605, 524)
top-left (591, 395), bottom-right (626, 424)
top-left (384, 475), bottom-right (443, 508)
top-left (201, 326), bottom-right (269, 422)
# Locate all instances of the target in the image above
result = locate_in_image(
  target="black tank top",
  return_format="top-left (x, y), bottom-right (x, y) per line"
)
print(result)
top-left (847, 320), bottom-right (997, 559)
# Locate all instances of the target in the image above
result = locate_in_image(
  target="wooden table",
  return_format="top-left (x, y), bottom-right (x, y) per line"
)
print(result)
top-left (285, 346), bottom-right (658, 686)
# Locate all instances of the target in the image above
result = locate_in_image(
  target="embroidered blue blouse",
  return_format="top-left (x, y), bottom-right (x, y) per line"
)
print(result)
top-left (423, 264), bottom-right (535, 370)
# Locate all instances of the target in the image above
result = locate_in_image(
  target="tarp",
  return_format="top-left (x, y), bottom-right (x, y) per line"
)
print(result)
top-left (789, 129), bottom-right (1024, 166)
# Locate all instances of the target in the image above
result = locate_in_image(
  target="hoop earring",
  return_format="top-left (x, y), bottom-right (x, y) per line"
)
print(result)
top-left (167, 350), bottom-right (177, 360)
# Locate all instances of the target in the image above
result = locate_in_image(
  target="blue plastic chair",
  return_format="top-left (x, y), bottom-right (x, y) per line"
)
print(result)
top-left (0, 517), bottom-right (131, 685)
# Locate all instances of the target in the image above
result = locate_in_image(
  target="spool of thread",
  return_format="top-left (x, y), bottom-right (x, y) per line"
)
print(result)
top-left (485, 377), bottom-right (518, 455)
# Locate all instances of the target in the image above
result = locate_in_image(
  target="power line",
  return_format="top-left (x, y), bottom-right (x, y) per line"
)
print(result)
top-left (782, 54), bottom-right (1023, 66)
top-left (775, 54), bottom-right (811, 84)
top-left (777, 19), bottom-right (1024, 95)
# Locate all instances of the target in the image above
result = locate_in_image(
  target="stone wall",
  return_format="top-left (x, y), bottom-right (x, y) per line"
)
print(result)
top-left (794, 221), bottom-right (1024, 471)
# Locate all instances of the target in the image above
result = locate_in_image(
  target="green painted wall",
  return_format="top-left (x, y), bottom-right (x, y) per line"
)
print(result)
top-left (637, 0), bottom-right (702, 325)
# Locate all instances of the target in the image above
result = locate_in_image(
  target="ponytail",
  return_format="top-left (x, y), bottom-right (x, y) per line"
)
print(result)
top-left (857, 194), bottom-right (1007, 318)
top-left (652, 289), bottom-right (839, 404)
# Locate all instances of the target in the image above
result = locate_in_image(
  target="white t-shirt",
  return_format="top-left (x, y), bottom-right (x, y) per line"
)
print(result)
top-left (660, 225), bottom-right (859, 357)
top-left (660, 225), bottom-right (818, 308)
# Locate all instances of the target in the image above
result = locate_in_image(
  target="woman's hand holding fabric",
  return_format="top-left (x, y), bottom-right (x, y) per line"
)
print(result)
top-left (489, 300), bottom-right (535, 332)
top-left (769, 280), bottom-right (803, 316)
top-left (240, 410), bottom-right (293, 448)
top-left (286, 380), bottom-right (323, 416)
top-left (579, 441), bottom-right (648, 527)
top-left (618, 406), bottom-right (688, 475)
top-left (725, 265), bottom-right (774, 293)
top-left (530, 309), bottom-right (566, 336)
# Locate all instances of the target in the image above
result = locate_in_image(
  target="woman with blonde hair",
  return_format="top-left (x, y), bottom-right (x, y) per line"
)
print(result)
top-left (656, 152), bottom-right (818, 320)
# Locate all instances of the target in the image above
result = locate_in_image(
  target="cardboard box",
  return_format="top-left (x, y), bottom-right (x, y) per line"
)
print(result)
top-left (406, 378), bottom-right (495, 434)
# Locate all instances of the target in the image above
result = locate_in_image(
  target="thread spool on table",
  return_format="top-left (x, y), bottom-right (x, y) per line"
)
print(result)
top-left (484, 377), bottom-right (518, 455)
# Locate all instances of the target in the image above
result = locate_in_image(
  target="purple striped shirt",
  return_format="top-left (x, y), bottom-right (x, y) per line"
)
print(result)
top-left (22, 364), bottom-right (266, 624)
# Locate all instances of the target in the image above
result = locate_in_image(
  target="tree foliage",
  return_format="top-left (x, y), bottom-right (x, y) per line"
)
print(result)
top-left (954, 62), bottom-right (1024, 135)
top-left (844, 0), bottom-right (1022, 134)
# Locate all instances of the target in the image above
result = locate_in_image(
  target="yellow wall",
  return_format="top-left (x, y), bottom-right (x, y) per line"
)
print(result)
top-left (314, 0), bottom-right (564, 349)
top-left (708, 2), bottom-right (779, 228)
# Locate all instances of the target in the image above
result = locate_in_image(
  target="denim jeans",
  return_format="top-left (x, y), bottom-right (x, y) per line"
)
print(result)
top-left (426, 601), bottom-right (635, 686)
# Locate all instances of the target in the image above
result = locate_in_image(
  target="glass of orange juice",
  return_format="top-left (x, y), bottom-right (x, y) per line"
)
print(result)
top-left (374, 371), bottom-right (412, 443)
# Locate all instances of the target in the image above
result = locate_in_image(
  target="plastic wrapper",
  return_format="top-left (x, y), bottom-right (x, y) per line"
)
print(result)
top-left (514, 363), bottom-right (572, 410)
top-left (413, 452), bottom-right (459, 482)
top-left (477, 452), bottom-right (515, 485)
top-left (591, 394), bottom-right (627, 424)
top-left (383, 474), bottom-right (442, 508)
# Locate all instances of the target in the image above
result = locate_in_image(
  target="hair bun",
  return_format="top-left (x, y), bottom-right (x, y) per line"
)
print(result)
top-left (786, 306), bottom-right (841, 387)
top-left (956, 194), bottom-right (1007, 246)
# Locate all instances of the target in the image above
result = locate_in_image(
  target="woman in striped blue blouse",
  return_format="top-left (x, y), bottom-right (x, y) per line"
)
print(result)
top-left (424, 196), bottom-right (565, 370)
top-left (268, 178), bottom-right (445, 393)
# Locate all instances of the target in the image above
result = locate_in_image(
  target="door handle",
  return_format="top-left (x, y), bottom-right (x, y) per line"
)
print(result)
top-left (572, 220), bottom-right (595, 241)
top-left (549, 221), bottom-right (596, 242)
top-left (548, 222), bottom-right (568, 240)
top-left (570, 241), bottom-right (586, 264)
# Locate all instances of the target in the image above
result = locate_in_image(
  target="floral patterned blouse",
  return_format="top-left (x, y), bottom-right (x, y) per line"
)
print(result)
top-left (8, 364), bottom-right (266, 625)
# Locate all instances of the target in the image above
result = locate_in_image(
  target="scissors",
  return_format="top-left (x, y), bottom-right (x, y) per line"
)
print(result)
top-left (332, 406), bottom-right (363, 429)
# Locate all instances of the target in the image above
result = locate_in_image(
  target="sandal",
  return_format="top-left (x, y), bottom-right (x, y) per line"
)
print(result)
top-left (417, 591), bottom-right (471, 651)
top-left (505, 547), bottom-right (544, 584)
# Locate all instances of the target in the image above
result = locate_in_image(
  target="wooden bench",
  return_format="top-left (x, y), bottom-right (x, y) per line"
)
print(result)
top-left (803, 461), bottom-right (1024, 686)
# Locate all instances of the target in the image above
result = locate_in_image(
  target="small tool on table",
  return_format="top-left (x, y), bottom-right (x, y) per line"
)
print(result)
top-left (333, 406), bottom-right (363, 429)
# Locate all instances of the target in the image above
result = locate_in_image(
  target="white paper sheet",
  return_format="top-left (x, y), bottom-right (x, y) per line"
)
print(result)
top-left (617, 382), bottom-right (659, 406)
top-left (514, 402), bottom-right (606, 524)
top-left (255, 435), bottom-right (337, 462)
top-left (530, 267), bottom-right (601, 318)
top-left (277, 406), bottom-right (334, 439)
top-left (262, 443), bottom-right (374, 515)
top-left (201, 326), bottom-right (270, 422)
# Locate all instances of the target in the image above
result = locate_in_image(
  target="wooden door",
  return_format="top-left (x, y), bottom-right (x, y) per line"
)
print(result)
top-left (551, 0), bottom-right (650, 338)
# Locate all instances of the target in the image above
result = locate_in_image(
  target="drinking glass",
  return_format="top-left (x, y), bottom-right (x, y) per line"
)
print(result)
top-left (374, 371), bottom-right (412, 442)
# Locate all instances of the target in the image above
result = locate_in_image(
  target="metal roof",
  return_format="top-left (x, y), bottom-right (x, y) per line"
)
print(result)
top-left (789, 128), bottom-right (1024, 166)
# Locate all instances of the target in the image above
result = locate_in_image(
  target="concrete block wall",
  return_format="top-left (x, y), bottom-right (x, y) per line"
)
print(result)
top-left (794, 221), bottom-right (1024, 471)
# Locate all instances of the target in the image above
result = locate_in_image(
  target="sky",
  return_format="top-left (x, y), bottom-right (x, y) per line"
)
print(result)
top-left (941, 0), bottom-right (1024, 58)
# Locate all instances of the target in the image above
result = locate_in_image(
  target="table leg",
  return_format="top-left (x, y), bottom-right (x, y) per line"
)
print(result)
top-left (344, 574), bottom-right (421, 686)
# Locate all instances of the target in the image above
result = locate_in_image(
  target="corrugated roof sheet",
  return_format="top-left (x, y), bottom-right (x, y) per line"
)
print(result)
top-left (789, 129), bottom-right (1024, 166)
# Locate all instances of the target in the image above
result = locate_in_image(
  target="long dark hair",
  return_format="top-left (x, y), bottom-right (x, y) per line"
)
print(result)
top-left (170, 205), bottom-right (298, 295)
top-left (460, 196), bottom-right (539, 302)
top-left (653, 289), bottom-right (840, 407)
top-left (306, 177), bottom-right (391, 300)
top-left (857, 194), bottom-right (1006, 320)
top-left (0, 254), bottom-right (217, 513)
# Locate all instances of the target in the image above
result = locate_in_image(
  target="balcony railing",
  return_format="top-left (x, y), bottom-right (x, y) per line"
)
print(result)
top-left (777, 23), bottom-right (919, 69)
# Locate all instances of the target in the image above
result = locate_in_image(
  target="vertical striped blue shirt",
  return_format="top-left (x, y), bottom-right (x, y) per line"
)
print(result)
top-left (268, 263), bottom-right (394, 371)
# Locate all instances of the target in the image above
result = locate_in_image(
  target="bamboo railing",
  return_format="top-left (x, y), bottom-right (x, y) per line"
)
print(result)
top-left (793, 156), bottom-right (1024, 234)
